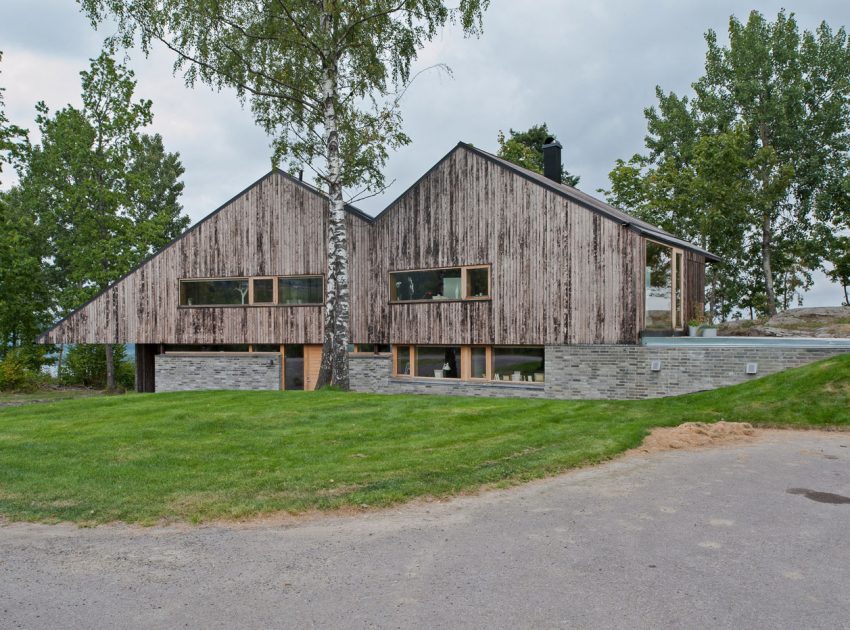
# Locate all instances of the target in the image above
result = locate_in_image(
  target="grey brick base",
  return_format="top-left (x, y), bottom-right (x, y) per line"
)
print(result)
top-left (349, 345), bottom-right (849, 400)
top-left (155, 354), bottom-right (281, 392)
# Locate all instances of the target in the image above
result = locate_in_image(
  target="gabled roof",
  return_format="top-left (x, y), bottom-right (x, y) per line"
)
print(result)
top-left (37, 168), bottom-right (371, 342)
top-left (375, 142), bottom-right (720, 262)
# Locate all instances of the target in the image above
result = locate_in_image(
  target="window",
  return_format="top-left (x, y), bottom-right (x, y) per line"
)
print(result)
top-left (180, 275), bottom-right (324, 307)
top-left (416, 346), bottom-right (461, 378)
top-left (645, 241), bottom-right (684, 330)
top-left (392, 344), bottom-right (544, 383)
top-left (465, 267), bottom-right (490, 299)
top-left (389, 265), bottom-right (490, 302)
top-left (470, 347), bottom-right (488, 379)
top-left (351, 344), bottom-right (391, 354)
top-left (395, 346), bottom-right (412, 375)
top-left (252, 278), bottom-right (275, 304)
top-left (253, 344), bottom-right (281, 353)
top-left (180, 279), bottom-right (249, 306)
top-left (493, 347), bottom-right (545, 383)
top-left (279, 276), bottom-right (323, 305)
top-left (164, 344), bottom-right (251, 353)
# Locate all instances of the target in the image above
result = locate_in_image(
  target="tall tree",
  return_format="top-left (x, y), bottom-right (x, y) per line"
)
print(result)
top-left (79, 0), bottom-right (490, 389)
top-left (497, 123), bottom-right (580, 186)
top-left (18, 51), bottom-right (189, 388)
top-left (607, 11), bottom-right (850, 318)
top-left (0, 52), bottom-right (49, 358)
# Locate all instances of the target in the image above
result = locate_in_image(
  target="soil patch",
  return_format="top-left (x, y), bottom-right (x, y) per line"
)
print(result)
top-left (632, 421), bottom-right (757, 454)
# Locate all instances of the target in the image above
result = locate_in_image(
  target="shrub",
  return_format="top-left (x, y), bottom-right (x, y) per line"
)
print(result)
top-left (0, 348), bottom-right (42, 392)
top-left (60, 344), bottom-right (135, 390)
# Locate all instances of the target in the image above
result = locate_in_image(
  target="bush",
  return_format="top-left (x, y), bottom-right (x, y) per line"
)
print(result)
top-left (60, 344), bottom-right (135, 390)
top-left (0, 348), bottom-right (43, 392)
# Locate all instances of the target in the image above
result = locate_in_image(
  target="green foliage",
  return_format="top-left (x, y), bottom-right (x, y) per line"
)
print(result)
top-left (825, 235), bottom-right (850, 305)
top-left (60, 344), bottom-right (134, 390)
top-left (80, 0), bottom-right (489, 196)
top-left (0, 348), bottom-right (44, 393)
top-left (606, 10), bottom-right (850, 317)
top-left (0, 353), bottom-right (847, 523)
top-left (20, 50), bottom-right (189, 315)
top-left (497, 123), bottom-right (580, 186)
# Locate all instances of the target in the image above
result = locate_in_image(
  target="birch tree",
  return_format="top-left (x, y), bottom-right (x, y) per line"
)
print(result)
top-left (78, 0), bottom-right (490, 389)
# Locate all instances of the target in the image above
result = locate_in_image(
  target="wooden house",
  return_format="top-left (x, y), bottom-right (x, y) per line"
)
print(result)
top-left (40, 141), bottom-right (720, 395)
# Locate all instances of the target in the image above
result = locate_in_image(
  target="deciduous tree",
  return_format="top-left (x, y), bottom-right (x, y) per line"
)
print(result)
top-left (607, 10), bottom-right (850, 318)
top-left (497, 123), bottom-right (580, 186)
top-left (17, 51), bottom-right (188, 389)
top-left (79, 0), bottom-right (490, 389)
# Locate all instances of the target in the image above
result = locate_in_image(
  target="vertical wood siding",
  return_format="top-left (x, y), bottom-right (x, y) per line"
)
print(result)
top-left (44, 148), bottom-right (708, 347)
top-left (353, 147), bottom-right (644, 345)
top-left (43, 172), bottom-right (372, 345)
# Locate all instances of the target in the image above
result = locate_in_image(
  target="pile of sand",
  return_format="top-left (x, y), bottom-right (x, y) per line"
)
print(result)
top-left (634, 421), bottom-right (757, 454)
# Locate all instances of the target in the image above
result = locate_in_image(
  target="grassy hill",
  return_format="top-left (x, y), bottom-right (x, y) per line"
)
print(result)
top-left (0, 354), bottom-right (847, 525)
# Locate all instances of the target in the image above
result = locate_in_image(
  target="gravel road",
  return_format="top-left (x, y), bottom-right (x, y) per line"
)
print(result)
top-left (2, 430), bottom-right (849, 630)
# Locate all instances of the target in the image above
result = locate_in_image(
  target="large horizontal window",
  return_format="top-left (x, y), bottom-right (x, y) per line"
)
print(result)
top-left (279, 275), bottom-right (323, 305)
top-left (179, 275), bottom-right (324, 307)
top-left (393, 345), bottom-right (544, 383)
top-left (180, 279), bottom-right (249, 306)
top-left (389, 265), bottom-right (490, 302)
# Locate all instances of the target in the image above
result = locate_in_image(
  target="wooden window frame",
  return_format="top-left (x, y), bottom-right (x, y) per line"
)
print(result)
top-left (644, 240), bottom-right (686, 332)
top-left (250, 277), bottom-right (277, 305)
top-left (462, 265), bottom-right (491, 301)
top-left (388, 264), bottom-right (492, 304)
top-left (392, 344), bottom-right (543, 385)
top-left (178, 274), bottom-right (325, 308)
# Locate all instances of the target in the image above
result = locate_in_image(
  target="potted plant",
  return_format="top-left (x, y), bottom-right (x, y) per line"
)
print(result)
top-left (687, 317), bottom-right (703, 337)
top-left (702, 321), bottom-right (718, 337)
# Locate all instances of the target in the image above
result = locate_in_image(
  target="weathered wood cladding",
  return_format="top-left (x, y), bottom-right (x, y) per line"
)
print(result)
top-left (43, 172), bottom-right (372, 345)
top-left (353, 147), bottom-right (646, 345)
top-left (43, 147), bottom-right (709, 348)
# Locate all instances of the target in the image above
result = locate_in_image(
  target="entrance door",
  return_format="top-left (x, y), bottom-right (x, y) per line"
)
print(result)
top-left (283, 345), bottom-right (304, 390)
top-left (282, 344), bottom-right (323, 391)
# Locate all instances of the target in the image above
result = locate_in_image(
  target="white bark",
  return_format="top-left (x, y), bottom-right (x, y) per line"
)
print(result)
top-left (315, 5), bottom-right (350, 389)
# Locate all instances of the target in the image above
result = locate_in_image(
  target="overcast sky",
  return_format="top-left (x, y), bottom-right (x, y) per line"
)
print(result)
top-left (2, 0), bottom-right (848, 306)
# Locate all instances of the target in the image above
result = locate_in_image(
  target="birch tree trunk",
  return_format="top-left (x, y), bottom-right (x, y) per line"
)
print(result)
top-left (761, 213), bottom-right (777, 317)
top-left (315, 6), bottom-right (350, 389)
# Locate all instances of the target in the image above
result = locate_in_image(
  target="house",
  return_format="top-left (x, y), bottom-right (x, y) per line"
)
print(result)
top-left (39, 141), bottom-right (847, 398)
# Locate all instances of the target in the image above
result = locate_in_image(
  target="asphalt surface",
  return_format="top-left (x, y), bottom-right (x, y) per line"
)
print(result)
top-left (1, 430), bottom-right (849, 630)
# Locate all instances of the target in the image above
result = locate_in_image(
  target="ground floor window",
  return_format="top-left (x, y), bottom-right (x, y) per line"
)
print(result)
top-left (392, 345), bottom-right (544, 383)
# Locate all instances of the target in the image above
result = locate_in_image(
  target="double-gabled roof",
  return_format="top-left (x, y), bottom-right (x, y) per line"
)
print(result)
top-left (38, 142), bottom-right (719, 341)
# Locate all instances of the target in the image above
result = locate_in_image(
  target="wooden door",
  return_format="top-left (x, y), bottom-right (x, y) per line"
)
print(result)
top-left (303, 345), bottom-right (323, 391)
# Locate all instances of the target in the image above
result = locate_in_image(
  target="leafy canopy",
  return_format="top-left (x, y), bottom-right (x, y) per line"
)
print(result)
top-left (497, 123), bottom-right (580, 187)
top-left (79, 0), bottom-right (490, 198)
top-left (606, 10), bottom-right (850, 316)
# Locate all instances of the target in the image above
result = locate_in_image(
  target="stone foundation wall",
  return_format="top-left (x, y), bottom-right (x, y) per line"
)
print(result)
top-left (349, 345), bottom-right (848, 400)
top-left (155, 354), bottom-right (281, 392)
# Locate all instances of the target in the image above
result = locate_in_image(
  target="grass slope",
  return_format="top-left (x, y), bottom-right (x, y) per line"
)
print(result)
top-left (1, 355), bottom-right (848, 525)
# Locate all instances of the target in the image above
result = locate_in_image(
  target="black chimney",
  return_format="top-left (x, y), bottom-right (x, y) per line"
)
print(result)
top-left (542, 137), bottom-right (562, 184)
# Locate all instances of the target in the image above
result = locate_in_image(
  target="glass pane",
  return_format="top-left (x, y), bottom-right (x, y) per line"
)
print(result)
top-left (279, 276), bottom-right (323, 305)
top-left (179, 279), bottom-right (249, 305)
top-left (471, 347), bottom-right (487, 378)
top-left (675, 252), bottom-right (683, 329)
top-left (493, 347), bottom-right (544, 382)
top-left (284, 345), bottom-right (304, 390)
top-left (645, 242), bottom-right (673, 330)
top-left (390, 268), bottom-right (462, 301)
top-left (252, 278), bottom-right (274, 303)
top-left (356, 344), bottom-right (391, 354)
top-left (395, 346), bottom-right (411, 375)
top-left (466, 268), bottom-right (489, 298)
top-left (416, 346), bottom-right (461, 378)
top-left (253, 344), bottom-right (281, 353)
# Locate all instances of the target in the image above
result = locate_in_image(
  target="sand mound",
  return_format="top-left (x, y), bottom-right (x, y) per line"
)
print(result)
top-left (634, 421), bottom-right (757, 454)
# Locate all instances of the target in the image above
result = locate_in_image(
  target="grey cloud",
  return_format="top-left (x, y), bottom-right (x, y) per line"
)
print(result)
top-left (2, 0), bottom-right (848, 306)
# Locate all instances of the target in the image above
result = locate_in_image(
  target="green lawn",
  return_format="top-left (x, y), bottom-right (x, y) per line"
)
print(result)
top-left (0, 388), bottom-right (103, 406)
top-left (0, 355), bottom-right (848, 525)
